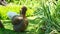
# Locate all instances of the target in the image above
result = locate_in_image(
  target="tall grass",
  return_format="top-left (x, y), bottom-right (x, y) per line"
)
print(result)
top-left (0, 0), bottom-right (60, 34)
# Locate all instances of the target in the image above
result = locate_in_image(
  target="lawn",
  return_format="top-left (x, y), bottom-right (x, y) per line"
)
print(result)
top-left (0, 16), bottom-right (41, 34)
top-left (0, 0), bottom-right (60, 34)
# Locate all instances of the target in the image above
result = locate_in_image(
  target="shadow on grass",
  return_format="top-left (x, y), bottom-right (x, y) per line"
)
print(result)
top-left (0, 28), bottom-right (35, 34)
top-left (1, 18), bottom-right (41, 34)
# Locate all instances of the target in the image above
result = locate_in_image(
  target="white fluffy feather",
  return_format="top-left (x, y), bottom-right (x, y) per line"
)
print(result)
top-left (7, 12), bottom-right (19, 19)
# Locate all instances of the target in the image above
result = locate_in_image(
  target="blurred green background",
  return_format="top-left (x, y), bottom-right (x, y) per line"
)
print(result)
top-left (0, 0), bottom-right (60, 34)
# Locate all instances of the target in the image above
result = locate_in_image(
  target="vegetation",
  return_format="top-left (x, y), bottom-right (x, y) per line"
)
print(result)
top-left (0, 0), bottom-right (60, 34)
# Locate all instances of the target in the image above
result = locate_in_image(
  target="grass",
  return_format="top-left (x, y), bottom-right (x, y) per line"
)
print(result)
top-left (0, 4), bottom-right (34, 20)
top-left (0, 0), bottom-right (60, 34)
top-left (1, 19), bottom-right (60, 34)
top-left (0, 17), bottom-right (41, 34)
